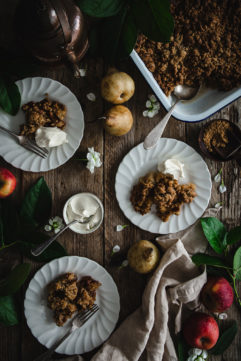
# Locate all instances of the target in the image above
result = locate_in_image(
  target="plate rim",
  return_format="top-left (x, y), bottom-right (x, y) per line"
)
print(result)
top-left (24, 255), bottom-right (120, 355)
top-left (0, 76), bottom-right (84, 172)
top-left (115, 138), bottom-right (212, 234)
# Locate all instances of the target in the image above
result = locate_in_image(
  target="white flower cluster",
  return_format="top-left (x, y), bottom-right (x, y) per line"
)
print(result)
top-left (143, 94), bottom-right (161, 118)
top-left (44, 216), bottom-right (64, 234)
top-left (86, 147), bottom-right (102, 174)
top-left (187, 348), bottom-right (208, 361)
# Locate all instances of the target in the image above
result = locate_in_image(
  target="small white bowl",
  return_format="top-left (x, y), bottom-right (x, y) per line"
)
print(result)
top-left (63, 192), bottom-right (104, 234)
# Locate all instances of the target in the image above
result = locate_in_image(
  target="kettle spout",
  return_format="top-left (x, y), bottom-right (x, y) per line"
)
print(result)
top-left (65, 49), bottom-right (81, 78)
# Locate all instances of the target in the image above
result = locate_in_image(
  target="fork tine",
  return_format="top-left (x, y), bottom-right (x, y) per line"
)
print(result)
top-left (30, 141), bottom-right (49, 155)
top-left (81, 306), bottom-right (99, 325)
top-left (26, 140), bottom-right (48, 158)
top-left (23, 144), bottom-right (47, 158)
top-left (77, 305), bottom-right (99, 321)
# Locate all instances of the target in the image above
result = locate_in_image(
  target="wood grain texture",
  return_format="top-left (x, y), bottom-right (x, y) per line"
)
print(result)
top-left (0, 2), bottom-right (240, 360)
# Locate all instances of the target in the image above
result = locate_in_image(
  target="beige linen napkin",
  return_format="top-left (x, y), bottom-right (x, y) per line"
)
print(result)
top-left (56, 209), bottom-right (218, 361)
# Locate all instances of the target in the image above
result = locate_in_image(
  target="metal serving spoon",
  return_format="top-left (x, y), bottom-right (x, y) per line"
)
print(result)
top-left (143, 84), bottom-right (199, 150)
top-left (31, 209), bottom-right (99, 257)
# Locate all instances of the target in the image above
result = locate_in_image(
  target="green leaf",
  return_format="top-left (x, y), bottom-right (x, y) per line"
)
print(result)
top-left (0, 215), bottom-right (3, 247)
top-left (0, 76), bottom-right (21, 115)
top-left (0, 295), bottom-right (18, 326)
top-left (210, 321), bottom-right (238, 355)
top-left (116, 10), bottom-right (138, 59)
top-left (20, 177), bottom-right (52, 227)
top-left (0, 263), bottom-right (31, 296)
top-left (18, 231), bottom-right (67, 262)
top-left (131, 0), bottom-right (174, 42)
top-left (176, 332), bottom-right (189, 361)
top-left (233, 246), bottom-right (241, 280)
top-left (227, 226), bottom-right (241, 246)
top-left (200, 217), bottom-right (227, 254)
top-left (89, 7), bottom-right (138, 61)
top-left (0, 199), bottom-right (20, 244)
top-left (192, 253), bottom-right (229, 269)
top-left (76, 0), bottom-right (124, 17)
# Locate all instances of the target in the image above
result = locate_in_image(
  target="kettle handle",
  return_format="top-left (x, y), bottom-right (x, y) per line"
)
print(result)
top-left (50, 0), bottom-right (72, 45)
top-left (50, 0), bottom-right (81, 77)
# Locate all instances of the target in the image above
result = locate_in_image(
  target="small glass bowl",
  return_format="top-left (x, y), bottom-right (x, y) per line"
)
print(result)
top-left (198, 118), bottom-right (241, 162)
top-left (63, 192), bottom-right (104, 234)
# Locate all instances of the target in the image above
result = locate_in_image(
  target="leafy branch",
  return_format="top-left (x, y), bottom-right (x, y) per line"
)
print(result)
top-left (192, 217), bottom-right (241, 307)
top-left (0, 177), bottom-right (68, 326)
top-left (75, 0), bottom-right (174, 62)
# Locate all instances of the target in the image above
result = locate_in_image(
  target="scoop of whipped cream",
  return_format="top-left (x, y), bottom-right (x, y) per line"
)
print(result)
top-left (157, 158), bottom-right (185, 180)
top-left (35, 127), bottom-right (68, 148)
top-left (66, 194), bottom-right (101, 232)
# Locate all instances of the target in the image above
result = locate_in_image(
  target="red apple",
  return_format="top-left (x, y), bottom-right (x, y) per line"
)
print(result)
top-left (183, 312), bottom-right (219, 350)
top-left (0, 167), bottom-right (17, 198)
top-left (201, 276), bottom-right (234, 312)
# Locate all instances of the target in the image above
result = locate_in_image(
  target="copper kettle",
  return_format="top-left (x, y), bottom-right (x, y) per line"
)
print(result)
top-left (15, 0), bottom-right (88, 77)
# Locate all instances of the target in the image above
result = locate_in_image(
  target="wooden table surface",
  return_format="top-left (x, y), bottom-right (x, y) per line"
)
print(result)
top-left (0, 2), bottom-right (240, 361)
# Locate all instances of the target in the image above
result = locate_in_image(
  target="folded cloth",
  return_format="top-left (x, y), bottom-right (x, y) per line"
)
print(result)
top-left (56, 208), bottom-right (218, 361)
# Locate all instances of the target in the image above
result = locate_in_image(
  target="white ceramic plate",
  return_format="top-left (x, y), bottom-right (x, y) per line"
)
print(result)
top-left (0, 77), bottom-right (84, 172)
top-left (131, 50), bottom-right (241, 122)
top-left (24, 256), bottom-right (120, 355)
top-left (115, 138), bottom-right (212, 234)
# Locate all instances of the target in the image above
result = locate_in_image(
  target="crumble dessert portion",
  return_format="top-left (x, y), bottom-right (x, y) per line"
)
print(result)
top-left (135, 0), bottom-right (241, 96)
top-left (76, 276), bottom-right (101, 310)
top-left (20, 94), bottom-right (67, 136)
top-left (130, 171), bottom-right (197, 222)
top-left (47, 273), bottom-right (78, 326)
top-left (47, 273), bottom-right (101, 327)
top-left (130, 172), bottom-right (156, 215)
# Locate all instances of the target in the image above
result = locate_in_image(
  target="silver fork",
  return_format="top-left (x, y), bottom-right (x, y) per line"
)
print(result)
top-left (31, 209), bottom-right (100, 256)
top-left (33, 304), bottom-right (100, 361)
top-left (0, 124), bottom-right (48, 158)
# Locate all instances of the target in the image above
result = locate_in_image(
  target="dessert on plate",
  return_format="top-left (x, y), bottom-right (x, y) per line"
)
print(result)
top-left (131, 171), bottom-right (196, 222)
top-left (20, 94), bottom-right (68, 147)
top-left (47, 272), bottom-right (101, 326)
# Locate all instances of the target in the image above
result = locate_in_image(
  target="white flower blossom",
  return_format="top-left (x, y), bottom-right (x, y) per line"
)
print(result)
top-left (86, 92), bottom-right (96, 101)
top-left (215, 202), bottom-right (223, 209)
top-left (149, 94), bottom-right (157, 102)
top-left (79, 68), bottom-right (87, 77)
top-left (112, 245), bottom-right (120, 253)
top-left (214, 173), bottom-right (221, 183)
top-left (218, 312), bottom-right (228, 320)
top-left (119, 259), bottom-right (128, 269)
top-left (143, 110), bottom-right (149, 117)
top-left (116, 224), bottom-right (128, 232)
top-left (189, 349), bottom-right (202, 356)
top-left (86, 147), bottom-right (102, 174)
top-left (45, 216), bottom-right (64, 233)
top-left (143, 94), bottom-right (161, 118)
top-left (146, 100), bottom-right (152, 108)
top-left (202, 351), bottom-right (208, 359)
top-left (44, 225), bottom-right (52, 232)
top-left (219, 183), bottom-right (227, 193)
top-left (187, 356), bottom-right (196, 361)
top-left (187, 349), bottom-right (208, 361)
